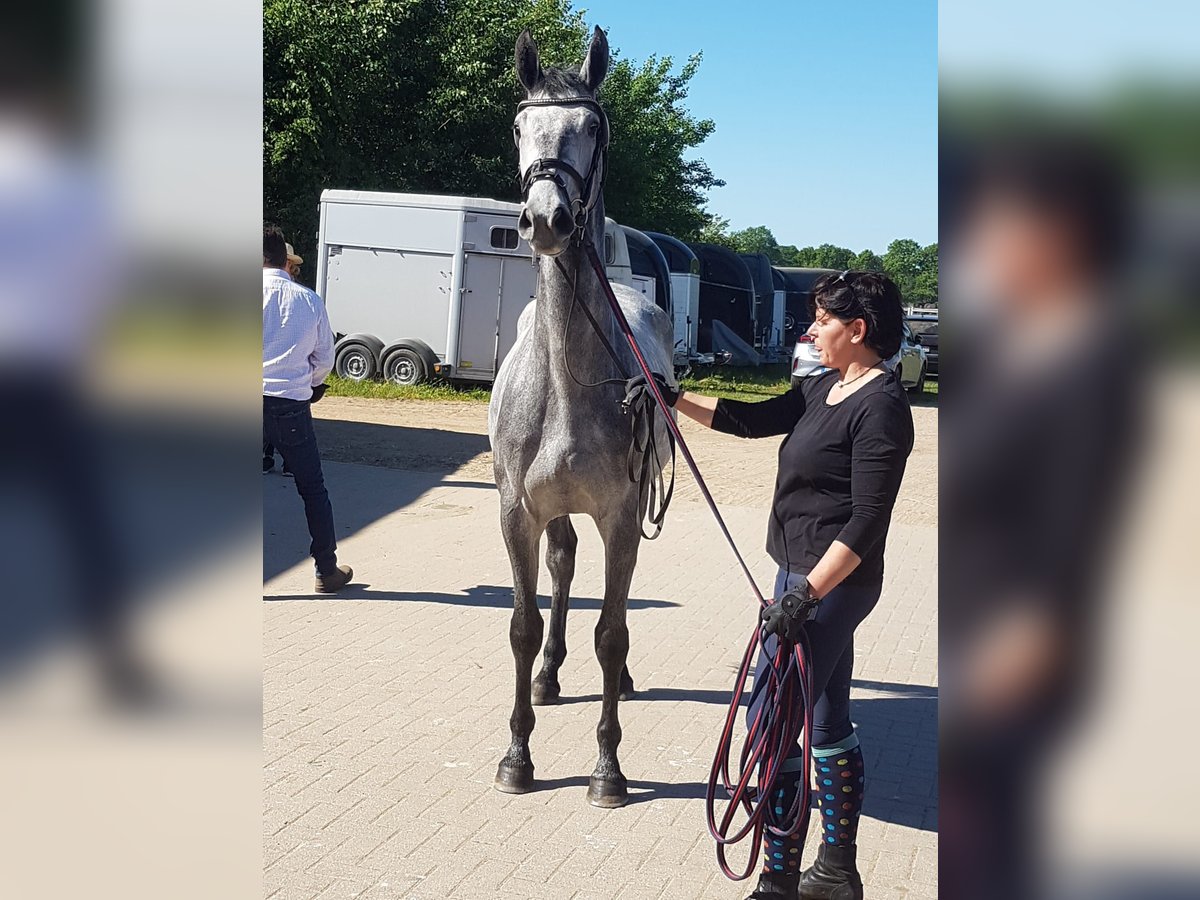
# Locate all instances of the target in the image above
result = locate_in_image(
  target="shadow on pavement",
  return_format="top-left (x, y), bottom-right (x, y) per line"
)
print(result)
top-left (313, 417), bottom-right (493, 473)
top-left (851, 679), bottom-right (937, 831)
top-left (537, 678), bottom-right (938, 832)
top-left (264, 419), bottom-right (498, 582)
top-left (262, 582), bottom-right (680, 609)
top-left (530, 775), bottom-right (710, 804)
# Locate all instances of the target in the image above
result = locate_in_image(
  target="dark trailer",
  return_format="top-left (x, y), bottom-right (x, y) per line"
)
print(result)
top-left (622, 225), bottom-right (672, 319)
top-left (739, 252), bottom-right (778, 355)
top-left (773, 267), bottom-right (838, 347)
top-left (686, 242), bottom-right (757, 360)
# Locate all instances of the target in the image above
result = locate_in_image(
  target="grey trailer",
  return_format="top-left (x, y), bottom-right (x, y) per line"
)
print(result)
top-left (315, 190), bottom-right (639, 385)
top-left (315, 190), bottom-right (537, 384)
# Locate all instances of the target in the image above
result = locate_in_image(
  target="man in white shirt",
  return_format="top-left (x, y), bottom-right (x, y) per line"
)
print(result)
top-left (262, 241), bottom-right (307, 474)
top-left (263, 224), bottom-right (352, 593)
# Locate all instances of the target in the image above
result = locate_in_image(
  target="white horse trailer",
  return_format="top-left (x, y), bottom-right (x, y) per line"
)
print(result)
top-left (315, 190), bottom-right (634, 385)
top-left (645, 232), bottom-right (705, 367)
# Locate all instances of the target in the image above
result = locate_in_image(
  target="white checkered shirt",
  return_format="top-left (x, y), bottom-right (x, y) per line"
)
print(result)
top-left (263, 268), bottom-right (334, 401)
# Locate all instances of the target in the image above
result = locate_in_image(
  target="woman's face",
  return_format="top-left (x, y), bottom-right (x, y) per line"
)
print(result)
top-left (807, 306), bottom-right (864, 370)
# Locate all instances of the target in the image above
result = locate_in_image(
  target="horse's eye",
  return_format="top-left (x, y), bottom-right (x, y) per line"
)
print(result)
top-left (588, 121), bottom-right (599, 136)
top-left (513, 126), bottom-right (521, 141)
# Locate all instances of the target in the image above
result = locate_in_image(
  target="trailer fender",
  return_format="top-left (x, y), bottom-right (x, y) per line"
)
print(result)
top-left (381, 340), bottom-right (439, 385)
top-left (333, 334), bottom-right (384, 381)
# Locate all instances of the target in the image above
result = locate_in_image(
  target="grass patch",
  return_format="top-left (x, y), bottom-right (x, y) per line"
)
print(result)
top-left (327, 365), bottom-right (797, 405)
top-left (325, 374), bottom-right (491, 402)
top-left (327, 366), bottom-right (936, 406)
top-left (680, 364), bottom-right (793, 402)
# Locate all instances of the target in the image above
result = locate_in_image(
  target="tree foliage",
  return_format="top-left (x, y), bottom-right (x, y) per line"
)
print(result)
top-left (264, 1), bottom-right (933, 304)
top-left (602, 53), bottom-right (724, 237)
top-left (264, 0), bottom-right (720, 272)
top-left (711, 224), bottom-right (936, 305)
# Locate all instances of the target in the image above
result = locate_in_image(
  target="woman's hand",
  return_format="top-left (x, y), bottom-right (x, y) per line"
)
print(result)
top-left (761, 577), bottom-right (820, 642)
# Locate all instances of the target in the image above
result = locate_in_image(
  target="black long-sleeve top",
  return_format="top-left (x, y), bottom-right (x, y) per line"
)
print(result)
top-left (711, 369), bottom-right (914, 586)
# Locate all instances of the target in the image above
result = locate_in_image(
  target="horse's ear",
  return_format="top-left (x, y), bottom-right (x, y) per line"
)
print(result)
top-left (515, 30), bottom-right (543, 93)
top-left (579, 26), bottom-right (609, 93)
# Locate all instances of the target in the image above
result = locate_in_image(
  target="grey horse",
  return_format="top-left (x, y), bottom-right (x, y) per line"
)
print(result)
top-left (488, 26), bottom-right (678, 809)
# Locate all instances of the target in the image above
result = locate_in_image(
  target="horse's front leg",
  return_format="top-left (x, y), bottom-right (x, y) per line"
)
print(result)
top-left (495, 498), bottom-right (544, 794)
top-left (588, 498), bottom-right (640, 808)
top-left (533, 515), bottom-right (575, 705)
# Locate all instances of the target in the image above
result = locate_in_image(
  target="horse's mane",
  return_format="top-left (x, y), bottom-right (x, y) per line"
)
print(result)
top-left (533, 66), bottom-right (591, 99)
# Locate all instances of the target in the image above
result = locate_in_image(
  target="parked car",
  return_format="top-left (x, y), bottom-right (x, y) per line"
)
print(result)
top-left (791, 320), bottom-right (928, 394)
top-left (905, 312), bottom-right (938, 377)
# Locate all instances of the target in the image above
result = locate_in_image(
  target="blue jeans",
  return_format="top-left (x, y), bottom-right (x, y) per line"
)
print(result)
top-left (262, 397), bottom-right (338, 575)
top-left (748, 568), bottom-right (882, 748)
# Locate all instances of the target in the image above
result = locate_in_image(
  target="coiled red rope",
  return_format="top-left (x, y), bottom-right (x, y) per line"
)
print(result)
top-left (582, 239), bottom-right (815, 881)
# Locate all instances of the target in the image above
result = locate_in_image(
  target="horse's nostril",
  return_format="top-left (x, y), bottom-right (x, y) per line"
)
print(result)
top-left (550, 206), bottom-right (573, 237)
top-left (518, 209), bottom-right (533, 232)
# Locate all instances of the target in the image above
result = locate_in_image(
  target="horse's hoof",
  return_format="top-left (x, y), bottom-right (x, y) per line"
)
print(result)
top-left (494, 760), bottom-right (535, 794)
top-left (531, 676), bottom-right (561, 706)
top-left (587, 774), bottom-right (629, 808)
top-left (618, 668), bottom-right (635, 701)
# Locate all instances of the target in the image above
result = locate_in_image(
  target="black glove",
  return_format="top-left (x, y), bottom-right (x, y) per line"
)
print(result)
top-left (760, 578), bottom-right (820, 643)
top-left (621, 372), bottom-right (678, 414)
top-left (310, 383), bottom-right (328, 403)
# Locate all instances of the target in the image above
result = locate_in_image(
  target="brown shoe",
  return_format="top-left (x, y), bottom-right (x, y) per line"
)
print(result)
top-left (315, 564), bottom-right (353, 594)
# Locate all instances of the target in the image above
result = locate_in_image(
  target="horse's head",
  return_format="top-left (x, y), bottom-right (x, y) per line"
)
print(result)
top-left (513, 26), bottom-right (609, 256)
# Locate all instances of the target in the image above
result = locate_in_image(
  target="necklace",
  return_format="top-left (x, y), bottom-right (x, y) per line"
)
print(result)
top-left (836, 363), bottom-right (880, 389)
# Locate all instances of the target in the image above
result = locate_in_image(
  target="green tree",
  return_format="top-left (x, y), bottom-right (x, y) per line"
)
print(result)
top-left (728, 225), bottom-right (781, 261)
top-left (811, 243), bottom-right (854, 271)
top-left (601, 52), bottom-right (724, 237)
top-left (264, 1), bottom-right (722, 275)
top-left (694, 213), bottom-right (736, 248)
top-left (882, 239), bottom-right (938, 306)
top-left (776, 245), bottom-right (803, 266)
top-left (851, 249), bottom-right (884, 272)
top-left (882, 238), bottom-right (923, 282)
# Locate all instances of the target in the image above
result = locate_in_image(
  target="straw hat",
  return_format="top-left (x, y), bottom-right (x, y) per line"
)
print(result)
top-left (286, 243), bottom-right (303, 266)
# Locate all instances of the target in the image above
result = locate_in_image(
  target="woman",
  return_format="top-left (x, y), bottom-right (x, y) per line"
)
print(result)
top-left (675, 271), bottom-right (915, 899)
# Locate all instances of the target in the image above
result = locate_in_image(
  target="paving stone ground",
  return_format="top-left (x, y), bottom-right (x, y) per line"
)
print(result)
top-left (265, 401), bottom-right (938, 899)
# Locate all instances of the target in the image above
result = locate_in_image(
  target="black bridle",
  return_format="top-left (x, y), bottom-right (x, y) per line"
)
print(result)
top-left (515, 96), bottom-right (609, 238)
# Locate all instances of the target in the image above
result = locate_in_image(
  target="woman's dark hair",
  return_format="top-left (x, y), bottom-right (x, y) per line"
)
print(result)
top-left (809, 271), bottom-right (904, 360)
top-left (263, 223), bottom-right (288, 268)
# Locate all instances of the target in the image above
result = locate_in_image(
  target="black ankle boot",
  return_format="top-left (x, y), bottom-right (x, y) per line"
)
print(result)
top-left (748, 869), bottom-right (799, 899)
top-left (798, 843), bottom-right (863, 899)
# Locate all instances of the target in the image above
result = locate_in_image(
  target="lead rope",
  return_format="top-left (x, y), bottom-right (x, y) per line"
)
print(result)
top-left (580, 236), bottom-right (816, 882)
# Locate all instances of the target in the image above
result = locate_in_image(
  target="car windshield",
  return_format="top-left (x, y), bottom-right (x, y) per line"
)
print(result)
top-left (906, 318), bottom-right (938, 337)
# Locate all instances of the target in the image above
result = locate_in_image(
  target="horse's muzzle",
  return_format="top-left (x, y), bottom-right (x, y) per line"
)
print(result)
top-left (518, 187), bottom-right (576, 256)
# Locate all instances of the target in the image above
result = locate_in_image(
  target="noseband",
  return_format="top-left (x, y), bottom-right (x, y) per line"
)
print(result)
top-left (516, 96), bottom-right (609, 238)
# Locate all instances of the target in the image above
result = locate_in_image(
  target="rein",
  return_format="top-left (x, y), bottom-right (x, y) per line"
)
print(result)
top-left (519, 93), bottom-right (816, 880)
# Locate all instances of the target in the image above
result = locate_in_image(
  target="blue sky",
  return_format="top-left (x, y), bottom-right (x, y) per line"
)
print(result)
top-left (588, 0), bottom-right (937, 254)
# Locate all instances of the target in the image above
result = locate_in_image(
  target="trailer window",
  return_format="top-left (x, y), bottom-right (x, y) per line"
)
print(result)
top-left (604, 233), bottom-right (615, 265)
top-left (490, 227), bottom-right (519, 250)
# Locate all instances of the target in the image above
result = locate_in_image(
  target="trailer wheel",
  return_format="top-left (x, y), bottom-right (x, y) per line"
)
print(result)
top-left (383, 348), bottom-right (427, 386)
top-left (335, 343), bottom-right (377, 381)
